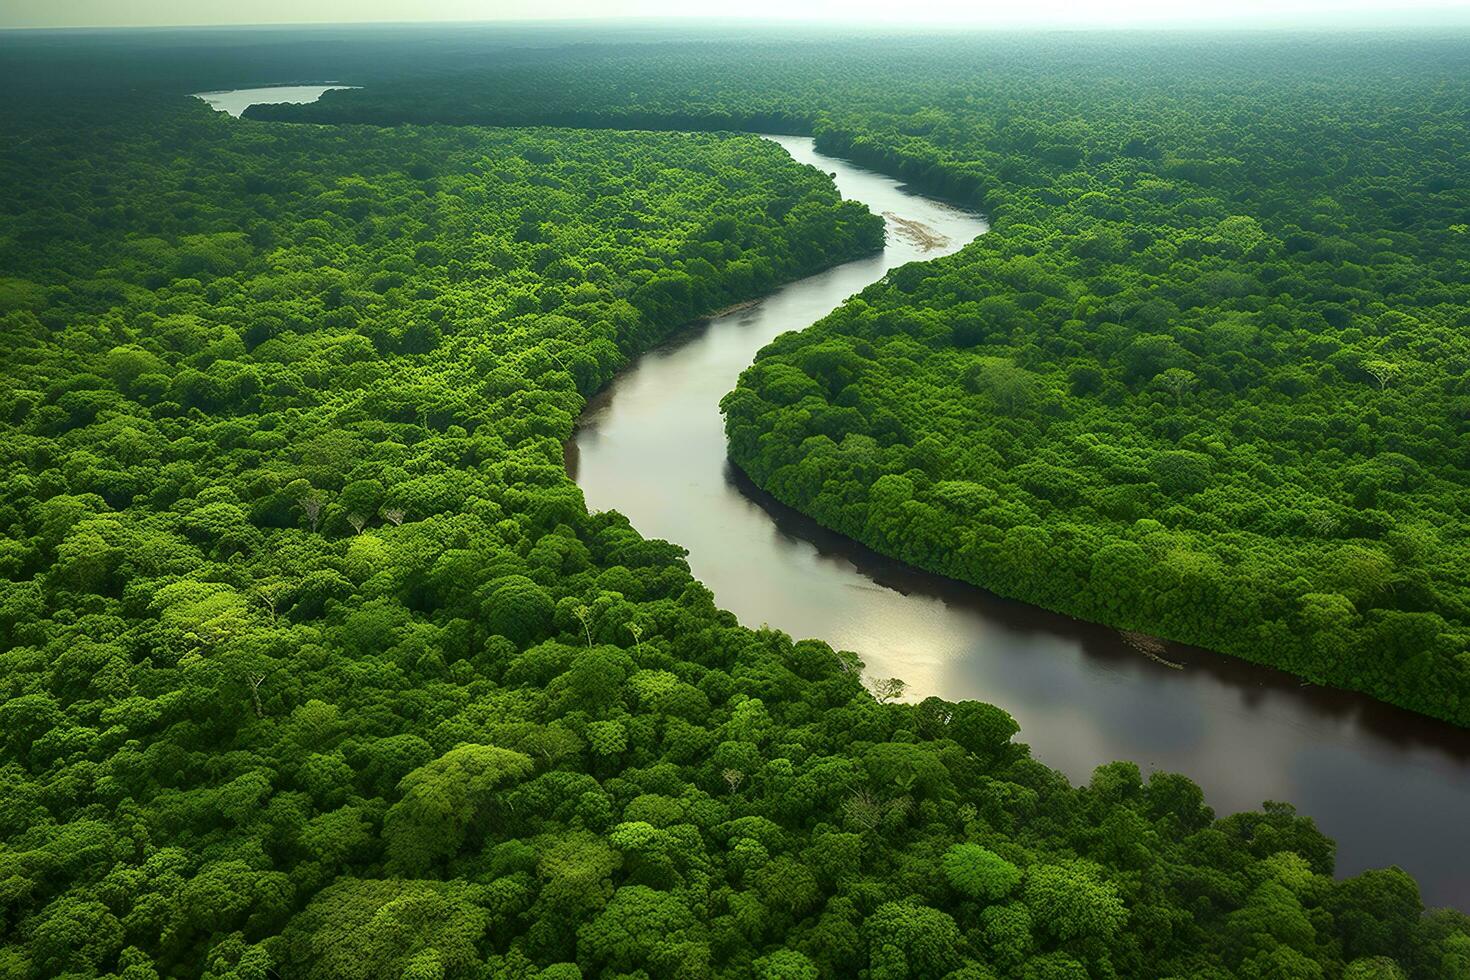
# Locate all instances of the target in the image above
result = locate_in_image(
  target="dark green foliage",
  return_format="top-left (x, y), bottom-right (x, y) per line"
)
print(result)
top-left (0, 26), bottom-right (1467, 980)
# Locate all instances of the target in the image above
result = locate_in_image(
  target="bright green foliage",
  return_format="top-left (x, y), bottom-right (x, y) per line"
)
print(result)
top-left (942, 844), bottom-right (1022, 903)
top-left (384, 744), bottom-right (535, 874)
top-left (1022, 862), bottom-right (1127, 943)
top-left (576, 885), bottom-right (702, 974)
top-left (753, 948), bottom-right (820, 979)
top-left (300, 34), bottom-right (1469, 716)
top-left (863, 901), bottom-right (965, 979)
top-left (0, 26), bottom-right (1467, 980)
top-left (283, 878), bottom-right (491, 979)
top-left (1345, 957), bottom-right (1408, 980)
top-left (27, 897), bottom-right (125, 976)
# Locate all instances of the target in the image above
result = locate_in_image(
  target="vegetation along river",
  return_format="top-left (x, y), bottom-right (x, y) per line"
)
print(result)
top-left (567, 135), bottom-right (1470, 909)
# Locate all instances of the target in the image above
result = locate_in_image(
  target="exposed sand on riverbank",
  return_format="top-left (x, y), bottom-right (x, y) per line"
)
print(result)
top-left (884, 211), bottom-right (950, 251)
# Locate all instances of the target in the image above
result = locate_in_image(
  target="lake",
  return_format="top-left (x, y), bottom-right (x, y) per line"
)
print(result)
top-left (193, 84), bottom-right (356, 117)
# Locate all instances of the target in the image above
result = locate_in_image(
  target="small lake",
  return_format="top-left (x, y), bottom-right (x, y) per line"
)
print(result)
top-left (193, 84), bottom-right (356, 118)
top-left (570, 134), bottom-right (1470, 909)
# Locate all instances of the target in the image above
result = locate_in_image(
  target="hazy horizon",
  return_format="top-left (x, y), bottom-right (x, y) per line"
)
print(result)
top-left (5, 0), bottom-right (1470, 31)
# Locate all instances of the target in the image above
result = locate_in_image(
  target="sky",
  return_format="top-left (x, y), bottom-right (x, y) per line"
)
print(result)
top-left (4, 0), bottom-right (1469, 29)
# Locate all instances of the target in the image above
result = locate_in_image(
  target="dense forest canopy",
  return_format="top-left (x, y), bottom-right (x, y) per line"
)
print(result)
top-left (253, 25), bottom-right (1470, 725)
top-left (2, 26), bottom-right (1470, 980)
top-left (708, 37), bottom-right (1470, 726)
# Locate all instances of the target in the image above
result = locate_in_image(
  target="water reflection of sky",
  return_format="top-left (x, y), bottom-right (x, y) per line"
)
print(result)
top-left (193, 85), bottom-right (357, 118)
top-left (570, 136), bottom-right (1470, 909)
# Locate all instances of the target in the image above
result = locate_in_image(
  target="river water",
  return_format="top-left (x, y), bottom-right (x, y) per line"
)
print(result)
top-left (569, 134), bottom-right (1470, 908)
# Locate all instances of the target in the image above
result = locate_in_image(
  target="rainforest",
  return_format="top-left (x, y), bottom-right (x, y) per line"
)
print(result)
top-left (2, 20), bottom-right (1470, 980)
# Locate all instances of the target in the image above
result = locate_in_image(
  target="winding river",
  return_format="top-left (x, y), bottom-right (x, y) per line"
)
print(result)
top-left (195, 83), bottom-right (1470, 906)
top-left (569, 135), bottom-right (1470, 908)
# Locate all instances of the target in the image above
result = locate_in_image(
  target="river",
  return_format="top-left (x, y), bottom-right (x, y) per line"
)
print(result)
top-left (568, 134), bottom-right (1470, 908)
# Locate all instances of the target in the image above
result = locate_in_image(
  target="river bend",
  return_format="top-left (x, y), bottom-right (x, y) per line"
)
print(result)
top-left (568, 134), bottom-right (1470, 908)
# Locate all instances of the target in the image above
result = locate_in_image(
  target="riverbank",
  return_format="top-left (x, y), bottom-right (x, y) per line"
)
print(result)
top-left (571, 135), bottom-right (1470, 909)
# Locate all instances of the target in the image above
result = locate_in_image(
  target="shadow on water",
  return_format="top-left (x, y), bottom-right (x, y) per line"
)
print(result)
top-left (725, 459), bottom-right (1470, 762)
